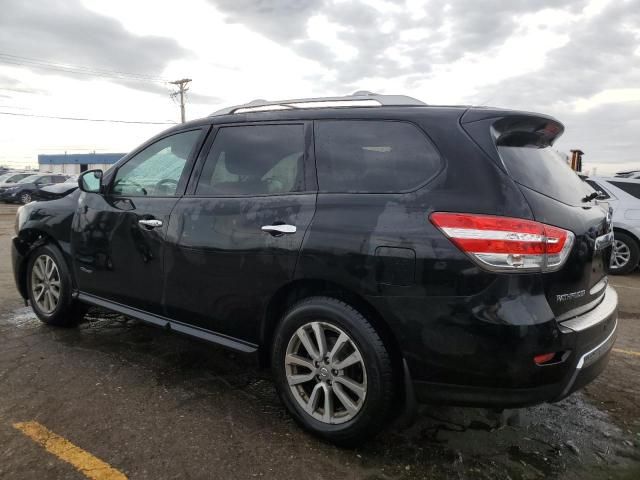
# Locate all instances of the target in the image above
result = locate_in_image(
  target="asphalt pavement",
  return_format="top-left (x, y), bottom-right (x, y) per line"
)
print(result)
top-left (0, 203), bottom-right (638, 479)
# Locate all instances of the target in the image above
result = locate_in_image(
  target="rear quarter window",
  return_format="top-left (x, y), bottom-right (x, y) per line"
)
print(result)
top-left (315, 120), bottom-right (441, 193)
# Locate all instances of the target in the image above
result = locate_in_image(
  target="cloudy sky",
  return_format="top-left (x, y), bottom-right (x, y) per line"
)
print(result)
top-left (0, 0), bottom-right (638, 174)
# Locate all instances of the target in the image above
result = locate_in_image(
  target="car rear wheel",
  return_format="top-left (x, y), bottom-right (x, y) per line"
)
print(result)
top-left (27, 244), bottom-right (87, 326)
top-left (20, 192), bottom-right (32, 204)
top-left (608, 232), bottom-right (639, 275)
top-left (272, 296), bottom-right (394, 446)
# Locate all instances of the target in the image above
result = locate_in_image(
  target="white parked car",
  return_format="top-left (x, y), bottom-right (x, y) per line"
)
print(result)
top-left (0, 171), bottom-right (32, 191)
top-left (586, 177), bottom-right (640, 274)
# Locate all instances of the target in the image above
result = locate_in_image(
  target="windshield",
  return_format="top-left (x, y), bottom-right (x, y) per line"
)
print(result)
top-left (498, 146), bottom-right (593, 206)
top-left (0, 173), bottom-right (28, 183)
top-left (17, 174), bottom-right (41, 184)
top-left (63, 175), bottom-right (79, 184)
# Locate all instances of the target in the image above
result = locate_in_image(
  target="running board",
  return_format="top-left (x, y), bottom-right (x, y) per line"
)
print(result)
top-left (76, 292), bottom-right (258, 354)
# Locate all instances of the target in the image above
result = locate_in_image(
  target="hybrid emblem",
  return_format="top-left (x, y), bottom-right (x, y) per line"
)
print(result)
top-left (556, 290), bottom-right (586, 302)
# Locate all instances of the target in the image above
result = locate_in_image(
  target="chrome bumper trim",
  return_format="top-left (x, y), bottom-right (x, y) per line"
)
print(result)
top-left (560, 286), bottom-right (617, 332)
top-left (576, 318), bottom-right (617, 369)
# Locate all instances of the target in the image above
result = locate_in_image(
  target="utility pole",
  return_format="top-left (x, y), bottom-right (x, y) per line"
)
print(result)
top-left (170, 78), bottom-right (192, 123)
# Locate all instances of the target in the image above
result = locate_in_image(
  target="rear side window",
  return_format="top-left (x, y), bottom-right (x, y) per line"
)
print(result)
top-left (315, 120), bottom-right (441, 193)
top-left (196, 124), bottom-right (305, 196)
top-left (609, 181), bottom-right (640, 199)
top-left (498, 147), bottom-right (592, 206)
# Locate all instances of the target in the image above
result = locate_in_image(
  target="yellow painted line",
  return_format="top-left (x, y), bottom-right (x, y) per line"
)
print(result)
top-left (13, 421), bottom-right (127, 480)
top-left (613, 348), bottom-right (640, 357)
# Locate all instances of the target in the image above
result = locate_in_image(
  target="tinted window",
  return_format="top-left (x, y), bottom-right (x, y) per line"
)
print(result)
top-left (609, 181), bottom-right (640, 199)
top-left (585, 180), bottom-right (611, 199)
top-left (18, 175), bottom-right (40, 184)
top-left (498, 147), bottom-right (592, 206)
top-left (196, 124), bottom-right (305, 195)
top-left (315, 120), bottom-right (440, 193)
top-left (113, 130), bottom-right (200, 197)
top-left (10, 174), bottom-right (30, 182)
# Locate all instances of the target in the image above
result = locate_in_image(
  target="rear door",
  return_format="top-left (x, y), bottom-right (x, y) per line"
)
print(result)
top-left (464, 113), bottom-right (613, 319)
top-left (163, 122), bottom-right (317, 344)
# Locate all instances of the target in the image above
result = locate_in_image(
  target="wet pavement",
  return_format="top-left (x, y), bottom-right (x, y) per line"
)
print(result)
top-left (0, 203), bottom-right (639, 479)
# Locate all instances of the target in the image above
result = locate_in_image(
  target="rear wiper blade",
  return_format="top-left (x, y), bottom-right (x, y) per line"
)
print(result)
top-left (582, 191), bottom-right (601, 202)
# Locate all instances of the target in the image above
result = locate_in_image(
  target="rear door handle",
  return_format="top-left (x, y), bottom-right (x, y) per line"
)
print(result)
top-left (139, 219), bottom-right (163, 229)
top-left (261, 224), bottom-right (297, 235)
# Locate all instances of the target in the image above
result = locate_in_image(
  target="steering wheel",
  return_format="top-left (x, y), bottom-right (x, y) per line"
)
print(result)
top-left (115, 179), bottom-right (147, 196)
top-left (155, 178), bottom-right (178, 195)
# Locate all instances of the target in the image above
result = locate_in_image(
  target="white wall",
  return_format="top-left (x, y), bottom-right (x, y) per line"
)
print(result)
top-left (39, 164), bottom-right (81, 174)
top-left (39, 163), bottom-right (115, 174)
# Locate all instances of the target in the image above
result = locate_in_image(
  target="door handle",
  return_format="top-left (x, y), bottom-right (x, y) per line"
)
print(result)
top-left (139, 219), bottom-right (163, 228)
top-left (261, 224), bottom-right (297, 235)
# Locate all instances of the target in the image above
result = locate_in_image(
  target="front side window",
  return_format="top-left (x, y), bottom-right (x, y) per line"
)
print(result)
top-left (196, 124), bottom-right (305, 196)
top-left (112, 130), bottom-right (201, 197)
top-left (315, 120), bottom-right (441, 193)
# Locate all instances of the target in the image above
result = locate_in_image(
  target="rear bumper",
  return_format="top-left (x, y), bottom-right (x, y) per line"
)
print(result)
top-left (413, 315), bottom-right (617, 408)
top-left (369, 284), bottom-right (618, 409)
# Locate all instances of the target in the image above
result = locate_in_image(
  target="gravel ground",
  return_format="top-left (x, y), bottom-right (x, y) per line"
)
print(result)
top-left (0, 203), bottom-right (638, 479)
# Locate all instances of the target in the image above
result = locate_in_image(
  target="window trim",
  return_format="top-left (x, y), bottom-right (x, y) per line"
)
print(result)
top-left (312, 119), bottom-right (444, 195)
top-left (106, 127), bottom-right (208, 199)
top-left (185, 121), bottom-right (316, 198)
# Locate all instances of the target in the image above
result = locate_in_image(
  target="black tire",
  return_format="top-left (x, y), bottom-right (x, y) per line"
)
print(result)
top-left (26, 243), bottom-right (86, 327)
top-left (271, 296), bottom-right (394, 446)
top-left (608, 232), bottom-right (640, 275)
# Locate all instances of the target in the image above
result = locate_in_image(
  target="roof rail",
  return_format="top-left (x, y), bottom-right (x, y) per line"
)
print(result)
top-left (209, 91), bottom-right (426, 116)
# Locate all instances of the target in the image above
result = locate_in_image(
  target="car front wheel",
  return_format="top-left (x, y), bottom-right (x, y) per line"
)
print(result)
top-left (20, 192), bottom-right (32, 204)
top-left (27, 244), bottom-right (86, 326)
top-left (272, 296), bottom-right (394, 446)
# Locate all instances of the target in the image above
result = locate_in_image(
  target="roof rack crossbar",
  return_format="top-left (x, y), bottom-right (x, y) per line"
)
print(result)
top-left (210, 92), bottom-right (426, 116)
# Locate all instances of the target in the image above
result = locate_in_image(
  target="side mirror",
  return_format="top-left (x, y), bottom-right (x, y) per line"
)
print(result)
top-left (79, 169), bottom-right (103, 194)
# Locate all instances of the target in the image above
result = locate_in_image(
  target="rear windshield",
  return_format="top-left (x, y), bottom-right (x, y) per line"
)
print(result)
top-left (498, 146), bottom-right (592, 206)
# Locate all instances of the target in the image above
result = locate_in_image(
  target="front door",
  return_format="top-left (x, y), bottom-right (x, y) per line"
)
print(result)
top-left (71, 129), bottom-right (205, 315)
top-left (164, 122), bottom-right (317, 344)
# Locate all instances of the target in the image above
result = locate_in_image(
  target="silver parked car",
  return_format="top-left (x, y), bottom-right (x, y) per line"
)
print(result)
top-left (586, 177), bottom-right (640, 274)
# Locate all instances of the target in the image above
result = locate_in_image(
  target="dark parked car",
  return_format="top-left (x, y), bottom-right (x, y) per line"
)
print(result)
top-left (30, 175), bottom-right (79, 202)
top-left (0, 173), bottom-right (68, 204)
top-left (11, 93), bottom-right (618, 445)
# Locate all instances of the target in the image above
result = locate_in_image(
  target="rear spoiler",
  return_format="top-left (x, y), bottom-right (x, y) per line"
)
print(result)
top-left (460, 109), bottom-right (565, 168)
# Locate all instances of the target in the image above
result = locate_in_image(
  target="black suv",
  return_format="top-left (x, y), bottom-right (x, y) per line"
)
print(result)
top-left (12, 94), bottom-right (618, 445)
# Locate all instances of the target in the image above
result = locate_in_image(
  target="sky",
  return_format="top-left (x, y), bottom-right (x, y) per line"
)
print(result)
top-left (0, 0), bottom-right (638, 175)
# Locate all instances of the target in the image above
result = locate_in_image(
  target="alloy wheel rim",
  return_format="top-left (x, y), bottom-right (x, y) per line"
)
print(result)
top-left (21, 193), bottom-right (31, 203)
top-left (285, 321), bottom-right (367, 425)
top-left (31, 254), bottom-right (61, 314)
top-left (610, 240), bottom-right (631, 269)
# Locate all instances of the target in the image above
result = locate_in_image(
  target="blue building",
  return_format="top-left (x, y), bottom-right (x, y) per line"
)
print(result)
top-left (38, 152), bottom-right (126, 174)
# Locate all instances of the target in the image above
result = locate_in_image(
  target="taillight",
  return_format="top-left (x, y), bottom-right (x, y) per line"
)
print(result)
top-left (429, 212), bottom-right (575, 272)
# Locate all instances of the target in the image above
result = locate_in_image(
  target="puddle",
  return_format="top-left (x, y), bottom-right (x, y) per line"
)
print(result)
top-left (0, 307), bottom-right (39, 329)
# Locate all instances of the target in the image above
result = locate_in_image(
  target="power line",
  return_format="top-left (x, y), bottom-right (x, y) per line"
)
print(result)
top-left (0, 111), bottom-right (176, 125)
top-left (0, 52), bottom-right (170, 84)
